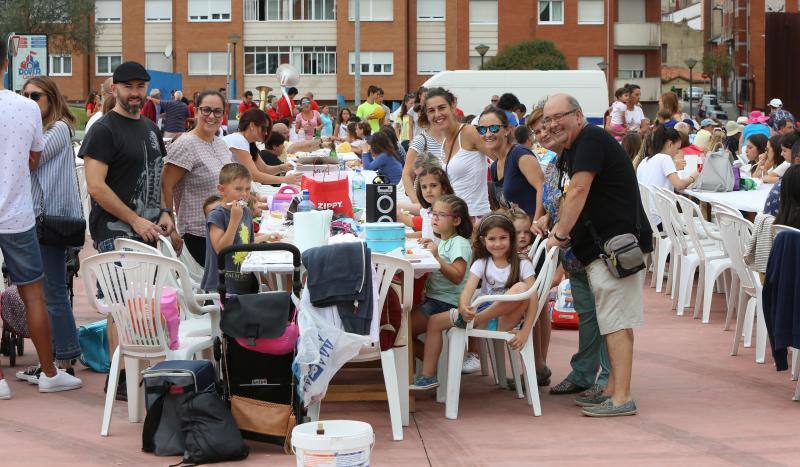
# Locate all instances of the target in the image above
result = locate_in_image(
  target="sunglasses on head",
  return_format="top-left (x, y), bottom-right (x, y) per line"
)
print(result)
top-left (475, 124), bottom-right (505, 135)
top-left (23, 91), bottom-right (44, 101)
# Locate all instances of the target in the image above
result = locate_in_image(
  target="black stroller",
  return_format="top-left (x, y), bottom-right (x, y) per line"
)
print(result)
top-left (214, 243), bottom-right (303, 453)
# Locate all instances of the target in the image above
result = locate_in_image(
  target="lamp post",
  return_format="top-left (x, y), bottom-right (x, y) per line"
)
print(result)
top-left (228, 33), bottom-right (241, 99)
top-left (475, 44), bottom-right (489, 69)
top-left (685, 57), bottom-right (698, 119)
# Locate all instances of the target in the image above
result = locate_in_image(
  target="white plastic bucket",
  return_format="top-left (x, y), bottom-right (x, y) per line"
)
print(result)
top-left (292, 420), bottom-right (374, 467)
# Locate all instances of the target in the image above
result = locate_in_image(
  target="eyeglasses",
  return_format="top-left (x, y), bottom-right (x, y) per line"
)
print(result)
top-left (430, 211), bottom-right (454, 220)
top-left (23, 91), bottom-right (44, 101)
top-left (475, 124), bottom-right (505, 135)
top-left (542, 108), bottom-right (579, 127)
top-left (198, 106), bottom-right (224, 117)
top-left (491, 99), bottom-right (499, 104)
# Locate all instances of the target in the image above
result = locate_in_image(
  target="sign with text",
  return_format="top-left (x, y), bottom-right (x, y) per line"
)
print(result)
top-left (10, 34), bottom-right (47, 91)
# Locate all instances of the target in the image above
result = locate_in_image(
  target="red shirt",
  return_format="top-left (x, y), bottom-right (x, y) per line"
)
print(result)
top-left (266, 107), bottom-right (279, 122)
top-left (238, 100), bottom-right (258, 116)
top-left (310, 99), bottom-right (319, 112)
top-left (681, 144), bottom-right (704, 156)
top-left (277, 96), bottom-right (295, 121)
top-left (455, 107), bottom-right (465, 119)
top-left (141, 99), bottom-right (158, 123)
top-left (187, 103), bottom-right (195, 118)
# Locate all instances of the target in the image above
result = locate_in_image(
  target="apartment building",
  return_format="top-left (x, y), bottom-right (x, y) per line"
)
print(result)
top-left (49, 0), bottom-right (661, 105)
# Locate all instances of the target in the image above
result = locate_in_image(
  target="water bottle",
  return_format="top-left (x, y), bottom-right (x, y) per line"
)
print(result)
top-left (352, 169), bottom-right (366, 211)
top-left (297, 190), bottom-right (315, 212)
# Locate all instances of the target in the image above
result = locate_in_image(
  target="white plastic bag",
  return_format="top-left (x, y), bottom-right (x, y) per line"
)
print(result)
top-left (294, 292), bottom-right (371, 407)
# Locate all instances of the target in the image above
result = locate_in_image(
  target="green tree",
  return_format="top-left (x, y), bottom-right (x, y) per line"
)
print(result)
top-left (482, 39), bottom-right (568, 71)
top-left (702, 48), bottom-right (733, 101)
top-left (1, 0), bottom-right (98, 54)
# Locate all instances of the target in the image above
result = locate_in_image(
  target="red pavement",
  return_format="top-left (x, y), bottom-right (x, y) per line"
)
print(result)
top-left (1, 264), bottom-right (799, 466)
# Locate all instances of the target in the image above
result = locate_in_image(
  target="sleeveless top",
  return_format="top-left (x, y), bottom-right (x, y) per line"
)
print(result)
top-left (443, 124), bottom-right (491, 217)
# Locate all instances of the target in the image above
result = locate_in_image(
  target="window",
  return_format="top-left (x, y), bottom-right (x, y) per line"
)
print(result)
top-left (417, 51), bottom-right (445, 75)
top-left (188, 52), bottom-right (228, 75)
top-left (537, 0), bottom-right (562, 24)
top-left (146, 52), bottom-right (173, 72)
top-left (577, 56), bottom-right (603, 70)
top-left (417, 0), bottom-right (444, 20)
top-left (577, 0), bottom-right (603, 24)
top-left (661, 44), bottom-right (668, 64)
top-left (244, 0), bottom-right (335, 21)
top-left (348, 0), bottom-right (393, 21)
top-left (146, 0), bottom-right (172, 22)
top-left (49, 55), bottom-right (72, 76)
top-left (618, 0), bottom-right (644, 22)
top-left (617, 54), bottom-right (645, 79)
top-left (95, 0), bottom-right (122, 23)
top-left (188, 0), bottom-right (231, 21)
top-left (244, 46), bottom-right (336, 75)
top-left (348, 52), bottom-right (393, 75)
top-left (96, 54), bottom-right (122, 75)
top-left (470, 0), bottom-right (497, 24)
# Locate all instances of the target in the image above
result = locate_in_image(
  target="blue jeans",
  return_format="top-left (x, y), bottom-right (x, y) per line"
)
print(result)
top-left (565, 270), bottom-right (611, 388)
top-left (40, 244), bottom-right (81, 361)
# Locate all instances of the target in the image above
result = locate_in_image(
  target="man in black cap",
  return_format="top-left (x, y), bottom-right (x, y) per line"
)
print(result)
top-left (78, 62), bottom-right (175, 400)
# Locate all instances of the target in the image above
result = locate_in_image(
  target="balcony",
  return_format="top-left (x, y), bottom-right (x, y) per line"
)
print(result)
top-left (614, 23), bottom-right (661, 49)
top-left (614, 77), bottom-right (661, 102)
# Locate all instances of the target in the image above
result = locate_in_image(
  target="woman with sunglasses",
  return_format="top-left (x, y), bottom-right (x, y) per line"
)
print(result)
top-left (223, 108), bottom-right (302, 190)
top-left (480, 106), bottom-right (544, 217)
top-left (294, 97), bottom-right (321, 141)
top-left (17, 77), bottom-right (84, 388)
top-left (162, 90), bottom-right (239, 265)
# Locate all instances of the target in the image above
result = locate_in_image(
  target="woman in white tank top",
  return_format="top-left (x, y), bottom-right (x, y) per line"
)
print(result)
top-left (419, 88), bottom-right (494, 218)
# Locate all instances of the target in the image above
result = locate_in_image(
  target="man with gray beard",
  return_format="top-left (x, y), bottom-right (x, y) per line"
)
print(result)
top-left (78, 61), bottom-right (174, 251)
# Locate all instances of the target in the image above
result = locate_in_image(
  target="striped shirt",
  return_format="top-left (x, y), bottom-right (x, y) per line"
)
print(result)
top-left (31, 121), bottom-right (82, 218)
top-left (409, 130), bottom-right (444, 164)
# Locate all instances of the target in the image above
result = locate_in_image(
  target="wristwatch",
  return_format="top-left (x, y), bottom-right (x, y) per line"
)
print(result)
top-left (160, 208), bottom-right (174, 215)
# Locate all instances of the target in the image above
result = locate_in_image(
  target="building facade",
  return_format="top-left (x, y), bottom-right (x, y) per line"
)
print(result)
top-left (49, 0), bottom-right (661, 105)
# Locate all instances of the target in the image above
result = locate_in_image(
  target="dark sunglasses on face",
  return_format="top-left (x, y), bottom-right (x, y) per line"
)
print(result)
top-left (23, 91), bottom-right (44, 101)
top-left (476, 124), bottom-right (505, 135)
top-left (198, 106), bottom-right (224, 117)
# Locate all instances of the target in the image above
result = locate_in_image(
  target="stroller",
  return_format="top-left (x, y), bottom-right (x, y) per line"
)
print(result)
top-left (214, 243), bottom-right (303, 453)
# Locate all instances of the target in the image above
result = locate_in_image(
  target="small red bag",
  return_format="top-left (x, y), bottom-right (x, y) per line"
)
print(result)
top-left (301, 175), bottom-right (354, 218)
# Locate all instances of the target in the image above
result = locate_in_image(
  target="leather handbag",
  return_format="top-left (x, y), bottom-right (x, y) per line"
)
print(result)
top-left (34, 174), bottom-right (86, 247)
top-left (230, 395), bottom-right (296, 453)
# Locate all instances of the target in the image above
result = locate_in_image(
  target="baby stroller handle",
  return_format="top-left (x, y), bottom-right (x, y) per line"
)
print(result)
top-left (217, 242), bottom-right (302, 302)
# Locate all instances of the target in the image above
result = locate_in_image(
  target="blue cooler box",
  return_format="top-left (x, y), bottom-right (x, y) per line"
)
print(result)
top-left (364, 222), bottom-right (406, 253)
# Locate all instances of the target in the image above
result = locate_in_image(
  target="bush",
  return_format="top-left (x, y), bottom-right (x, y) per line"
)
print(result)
top-left (482, 39), bottom-right (568, 71)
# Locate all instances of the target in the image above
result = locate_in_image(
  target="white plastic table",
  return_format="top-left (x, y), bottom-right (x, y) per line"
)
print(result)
top-left (682, 182), bottom-right (773, 213)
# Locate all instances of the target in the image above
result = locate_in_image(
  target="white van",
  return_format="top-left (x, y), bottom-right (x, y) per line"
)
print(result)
top-left (421, 70), bottom-right (609, 126)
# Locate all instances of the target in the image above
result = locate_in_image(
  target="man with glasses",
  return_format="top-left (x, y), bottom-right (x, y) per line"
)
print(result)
top-left (544, 94), bottom-right (651, 417)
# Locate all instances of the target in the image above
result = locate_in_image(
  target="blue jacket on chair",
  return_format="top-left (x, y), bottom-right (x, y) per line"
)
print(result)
top-left (762, 230), bottom-right (800, 371)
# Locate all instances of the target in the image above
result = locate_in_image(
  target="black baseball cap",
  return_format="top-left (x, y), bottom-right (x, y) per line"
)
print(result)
top-left (113, 61), bottom-right (151, 83)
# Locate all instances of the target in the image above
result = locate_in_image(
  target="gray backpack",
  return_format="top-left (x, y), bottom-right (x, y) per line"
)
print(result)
top-left (693, 149), bottom-right (734, 192)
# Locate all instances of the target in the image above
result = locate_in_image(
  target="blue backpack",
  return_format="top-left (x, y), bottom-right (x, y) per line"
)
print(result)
top-left (78, 319), bottom-right (111, 373)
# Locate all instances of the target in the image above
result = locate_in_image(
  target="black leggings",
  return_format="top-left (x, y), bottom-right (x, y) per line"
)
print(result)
top-left (183, 233), bottom-right (207, 267)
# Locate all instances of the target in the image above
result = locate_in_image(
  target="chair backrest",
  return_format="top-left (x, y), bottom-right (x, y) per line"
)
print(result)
top-left (638, 183), bottom-right (662, 236)
top-left (715, 212), bottom-right (756, 291)
top-left (158, 235), bottom-right (204, 286)
top-left (115, 238), bottom-right (163, 256)
top-left (527, 235), bottom-right (546, 267)
top-left (772, 224), bottom-right (800, 236)
top-left (674, 194), bottom-right (716, 259)
top-left (371, 253), bottom-right (414, 348)
top-left (710, 201), bottom-right (743, 219)
top-left (653, 191), bottom-right (689, 253)
top-left (81, 252), bottom-right (197, 357)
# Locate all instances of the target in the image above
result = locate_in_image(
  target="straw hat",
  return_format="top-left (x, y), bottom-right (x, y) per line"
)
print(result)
top-left (725, 120), bottom-right (743, 137)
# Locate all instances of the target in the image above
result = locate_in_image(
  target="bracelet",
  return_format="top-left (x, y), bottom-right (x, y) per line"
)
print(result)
top-left (159, 208), bottom-right (173, 215)
top-left (554, 232), bottom-right (568, 242)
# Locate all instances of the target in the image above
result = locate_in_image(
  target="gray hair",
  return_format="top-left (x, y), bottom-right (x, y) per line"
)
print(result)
top-left (149, 88), bottom-right (161, 98)
top-left (566, 95), bottom-right (587, 125)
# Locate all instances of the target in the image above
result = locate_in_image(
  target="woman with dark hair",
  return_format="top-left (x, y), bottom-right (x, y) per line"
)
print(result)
top-left (361, 131), bottom-right (404, 184)
top-left (496, 93), bottom-right (522, 127)
top-left (479, 106), bottom-right (544, 217)
top-left (223, 108), bottom-right (301, 187)
top-left (85, 91), bottom-right (100, 119)
top-left (17, 76), bottom-right (85, 388)
top-left (380, 124), bottom-right (406, 162)
top-left (395, 93), bottom-right (416, 150)
top-left (260, 131), bottom-right (287, 166)
top-left (744, 133), bottom-right (769, 175)
top-left (755, 135), bottom-right (788, 183)
top-left (409, 86), bottom-right (429, 139)
top-left (775, 165), bottom-right (800, 228)
top-left (418, 87), bottom-right (493, 220)
top-left (514, 125), bottom-right (533, 148)
top-left (624, 84), bottom-right (646, 134)
top-left (163, 90), bottom-right (238, 264)
top-left (402, 97), bottom-right (444, 204)
top-left (335, 107), bottom-right (352, 142)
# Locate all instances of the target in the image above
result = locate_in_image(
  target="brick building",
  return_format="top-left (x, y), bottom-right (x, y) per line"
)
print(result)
top-left (47, 0), bottom-right (661, 106)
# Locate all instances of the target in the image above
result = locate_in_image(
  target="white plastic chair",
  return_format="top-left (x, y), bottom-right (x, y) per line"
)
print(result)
top-left (639, 183), bottom-right (671, 293)
top-left (674, 195), bottom-right (732, 323)
top-left (716, 213), bottom-right (767, 363)
top-left (439, 245), bottom-right (559, 420)
top-left (75, 164), bottom-right (91, 235)
top-left (82, 251), bottom-right (220, 436)
top-left (158, 235), bottom-right (204, 290)
top-left (114, 238), bottom-right (215, 340)
top-left (307, 253), bottom-right (413, 441)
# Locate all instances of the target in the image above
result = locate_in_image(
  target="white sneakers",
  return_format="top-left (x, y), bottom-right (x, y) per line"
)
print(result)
top-left (0, 379), bottom-right (10, 399)
top-left (38, 369), bottom-right (82, 393)
top-left (462, 352), bottom-right (482, 374)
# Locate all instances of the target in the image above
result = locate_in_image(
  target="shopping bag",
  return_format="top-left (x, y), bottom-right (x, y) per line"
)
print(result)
top-left (301, 173), bottom-right (354, 218)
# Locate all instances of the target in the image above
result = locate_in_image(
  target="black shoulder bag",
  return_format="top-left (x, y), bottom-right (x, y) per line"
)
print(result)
top-left (35, 172), bottom-right (86, 248)
top-left (583, 200), bottom-right (645, 279)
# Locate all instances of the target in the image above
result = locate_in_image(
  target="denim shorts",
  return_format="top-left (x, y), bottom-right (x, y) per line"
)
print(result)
top-left (0, 226), bottom-right (44, 285)
top-left (419, 296), bottom-right (457, 317)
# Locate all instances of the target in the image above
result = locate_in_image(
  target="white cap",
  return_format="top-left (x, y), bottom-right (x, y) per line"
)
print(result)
top-left (769, 98), bottom-right (783, 108)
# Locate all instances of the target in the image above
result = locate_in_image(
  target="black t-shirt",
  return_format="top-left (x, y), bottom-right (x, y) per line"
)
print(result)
top-left (562, 124), bottom-right (652, 265)
top-left (78, 111), bottom-right (166, 242)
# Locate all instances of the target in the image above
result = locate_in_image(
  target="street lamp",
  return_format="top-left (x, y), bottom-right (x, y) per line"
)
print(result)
top-left (228, 33), bottom-right (241, 99)
top-left (685, 57), bottom-right (698, 119)
top-left (475, 44), bottom-right (490, 69)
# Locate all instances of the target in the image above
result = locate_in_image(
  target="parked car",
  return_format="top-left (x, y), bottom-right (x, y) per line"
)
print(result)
top-left (699, 95), bottom-right (721, 119)
top-left (683, 87), bottom-right (704, 101)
